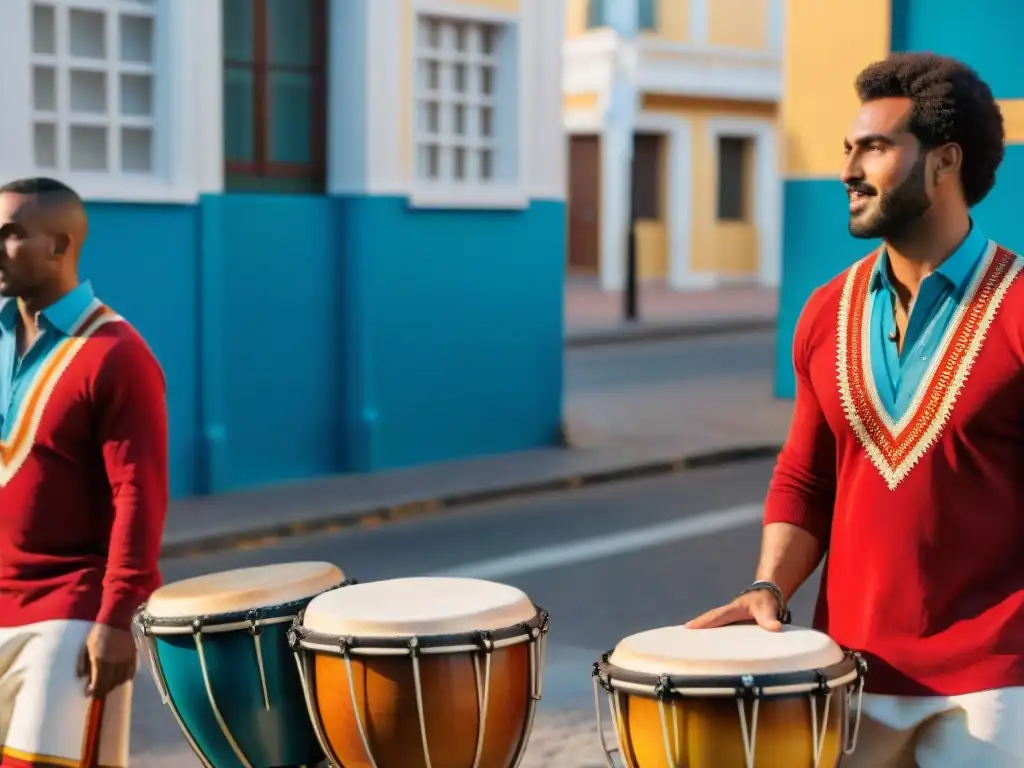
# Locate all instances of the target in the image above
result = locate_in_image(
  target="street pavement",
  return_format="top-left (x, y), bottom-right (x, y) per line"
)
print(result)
top-left (564, 280), bottom-right (777, 346)
top-left (563, 328), bottom-right (790, 449)
top-left (132, 457), bottom-right (824, 767)
top-left (164, 330), bottom-right (794, 555)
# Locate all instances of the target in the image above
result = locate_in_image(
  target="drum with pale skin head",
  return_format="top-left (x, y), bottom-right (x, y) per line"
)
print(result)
top-left (134, 561), bottom-right (351, 768)
top-left (288, 576), bottom-right (550, 768)
top-left (592, 624), bottom-right (868, 768)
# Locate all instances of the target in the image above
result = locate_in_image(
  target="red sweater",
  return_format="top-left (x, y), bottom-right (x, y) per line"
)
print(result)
top-left (0, 305), bottom-right (167, 630)
top-left (766, 244), bottom-right (1024, 696)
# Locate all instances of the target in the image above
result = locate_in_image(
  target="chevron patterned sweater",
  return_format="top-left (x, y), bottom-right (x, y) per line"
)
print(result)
top-left (0, 306), bottom-right (167, 630)
top-left (765, 244), bottom-right (1024, 696)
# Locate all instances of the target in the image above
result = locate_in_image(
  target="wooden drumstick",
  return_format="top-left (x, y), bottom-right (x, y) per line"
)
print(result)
top-left (79, 696), bottom-right (105, 768)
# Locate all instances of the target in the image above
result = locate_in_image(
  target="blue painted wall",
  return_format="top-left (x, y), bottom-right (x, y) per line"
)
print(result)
top-left (890, 0), bottom-right (1024, 99)
top-left (334, 196), bottom-right (565, 472)
top-left (774, 146), bottom-right (1024, 397)
top-left (83, 203), bottom-right (200, 499)
top-left (198, 195), bottom-right (344, 493)
top-left (80, 194), bottom-right (565, 498)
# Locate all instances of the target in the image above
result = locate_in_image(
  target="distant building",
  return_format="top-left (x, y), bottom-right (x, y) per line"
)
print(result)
top-left (563, 0), bottom-right (783, 291)
top-left (0, 0), bottom-right (566, 498)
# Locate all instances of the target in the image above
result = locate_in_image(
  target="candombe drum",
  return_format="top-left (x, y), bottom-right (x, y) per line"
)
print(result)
top-left (134, 562), bottom-right (352, 768)
top-left (288, 576), bottom-right (550, 768)
top-left (591, 624), bottom-right (867, 768)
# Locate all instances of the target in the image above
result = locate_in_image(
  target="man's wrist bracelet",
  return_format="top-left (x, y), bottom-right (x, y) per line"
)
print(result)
top-left (740, 580), bottom-right (792, 624)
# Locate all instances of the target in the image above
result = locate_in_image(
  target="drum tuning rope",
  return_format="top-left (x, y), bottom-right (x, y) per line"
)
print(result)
top-left (341, 638), bottom-right (381, 768)
top-left (288, 620), bottom-right (341, 768)
top-left (653, 676), bottom-right (685, 766)
top-left (290, 603), bottom-right (550, 768)
top-left (470, 631), bottom-right (495, 768)
top-left (808, 672), bottom-right (834, 767)
top-left (591, 658), bottom-right (622, 768)
top-left (591, 666), bottom-right (630, 768)
top-left (736, 676), bottom-right (761, 768)
top-left (843, 654), bottom-right (869, 755)
top-left (193, 618), bottom-right (256, 768)
top-left (591, 644), bottom-right (869, 768)
top-left (247, 610), bottom-right (272, 712)
top-left (408, 637), bottom-right (436, 768)
top-left (133, 610), bottom-right (215, 768)
top-left (508, 615), bottom-right (549, 768)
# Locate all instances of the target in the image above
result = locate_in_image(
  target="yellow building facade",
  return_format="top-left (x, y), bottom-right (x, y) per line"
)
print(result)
top-left (563, 0), bottom-right (783, 290)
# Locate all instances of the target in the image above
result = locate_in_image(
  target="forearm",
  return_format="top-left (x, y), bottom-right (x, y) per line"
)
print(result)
top-left (754, 522), bottom-right (826, 603)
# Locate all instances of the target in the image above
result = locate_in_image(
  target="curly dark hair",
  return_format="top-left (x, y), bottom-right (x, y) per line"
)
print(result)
top-left (855, 52), bottom-right (1005, 207)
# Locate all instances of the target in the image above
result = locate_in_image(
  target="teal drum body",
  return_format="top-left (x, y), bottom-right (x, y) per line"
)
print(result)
top-left (135, 562), bottom-right (351, 768)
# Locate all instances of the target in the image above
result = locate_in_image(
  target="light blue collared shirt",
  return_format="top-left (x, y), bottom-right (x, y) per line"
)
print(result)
top-left (0, 281), bottom-right (98, 440)
top-left (869, 224), bottom-right (989, 420)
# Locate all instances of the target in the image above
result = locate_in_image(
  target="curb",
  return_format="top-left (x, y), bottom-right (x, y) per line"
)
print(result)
top-left (565, 317), bottom-right (775, 349)
top-left (161, 443), bottom-right (782, 560)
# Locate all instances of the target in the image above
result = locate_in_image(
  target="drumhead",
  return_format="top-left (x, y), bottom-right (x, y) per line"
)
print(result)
top-left (145, 562), bottom-right (345, 619)
top-left (302, 577), bottom-right (537, 637)
top-left (609, 624), bottom-right (845, 677)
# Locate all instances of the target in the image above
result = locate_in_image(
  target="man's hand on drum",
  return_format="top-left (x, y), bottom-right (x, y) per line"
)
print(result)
top-left (686, 589), bottom-right (784, 632)
top-left (76, 624), bottom-right (138, 699)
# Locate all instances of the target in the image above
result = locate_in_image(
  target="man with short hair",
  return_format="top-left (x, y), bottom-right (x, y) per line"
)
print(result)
top-left (0, 176), bottom-right (167, 767)
top-left (689, 53), bottom-right (1024, 766)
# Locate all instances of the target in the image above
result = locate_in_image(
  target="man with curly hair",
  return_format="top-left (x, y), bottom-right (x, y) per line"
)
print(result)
top-left (689, 52), bottom-right (1024, 765)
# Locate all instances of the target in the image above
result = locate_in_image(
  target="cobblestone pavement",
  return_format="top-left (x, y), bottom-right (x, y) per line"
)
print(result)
top-left (520, 710), bottom-right (609, 767)
top-left (131, 700), bottom-right (609, 767)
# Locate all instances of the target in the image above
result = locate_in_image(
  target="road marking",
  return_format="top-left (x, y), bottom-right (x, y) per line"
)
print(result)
top-left (433, 503), bottom-right (763, 580)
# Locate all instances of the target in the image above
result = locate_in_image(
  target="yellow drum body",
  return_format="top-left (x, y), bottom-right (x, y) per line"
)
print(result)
top-left (291, 577), bottom-right (550, 768)
top-left (593, 624), bottom-right (867, 768)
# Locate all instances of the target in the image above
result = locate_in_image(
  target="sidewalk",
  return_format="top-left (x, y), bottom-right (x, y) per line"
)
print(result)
top-left (564, 279), bottom-right (778, 347)
top-left (163, 328), bottom-right (793, 558)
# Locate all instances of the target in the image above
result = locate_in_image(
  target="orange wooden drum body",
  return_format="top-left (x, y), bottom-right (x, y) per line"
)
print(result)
top-left (290, 577), bottom-right (550, 768)
top-left (312, 641), bottom-right (530, 768)
top-left (593, 625), bottom-right (867, 768)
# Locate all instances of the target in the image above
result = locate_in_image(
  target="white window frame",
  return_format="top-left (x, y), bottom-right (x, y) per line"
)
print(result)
top-left (408, 0), bottom-right (528, 210)
top-left (0, 0), bottom-right (221, 204)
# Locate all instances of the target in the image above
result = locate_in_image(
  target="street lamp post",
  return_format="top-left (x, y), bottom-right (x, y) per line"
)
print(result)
top-left (606, 0), bottom-right (640, 322)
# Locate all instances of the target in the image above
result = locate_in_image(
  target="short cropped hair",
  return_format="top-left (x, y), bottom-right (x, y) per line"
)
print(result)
top-left (0, 177), bottom-right (83, 206)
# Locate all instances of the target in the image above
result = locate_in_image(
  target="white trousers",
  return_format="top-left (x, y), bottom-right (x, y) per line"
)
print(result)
top-left (0, 619), bottom-right (132, 767)
top-left (842, 688), bottom-right (1024, 767)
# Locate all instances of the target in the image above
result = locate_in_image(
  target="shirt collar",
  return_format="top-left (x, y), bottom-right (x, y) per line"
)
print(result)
top-left (0, 299), bottom-right (15, 334)
top-left (0, 281), bottom-right (96, 337)
top-left (871, 222), bottom-right (989, 295)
